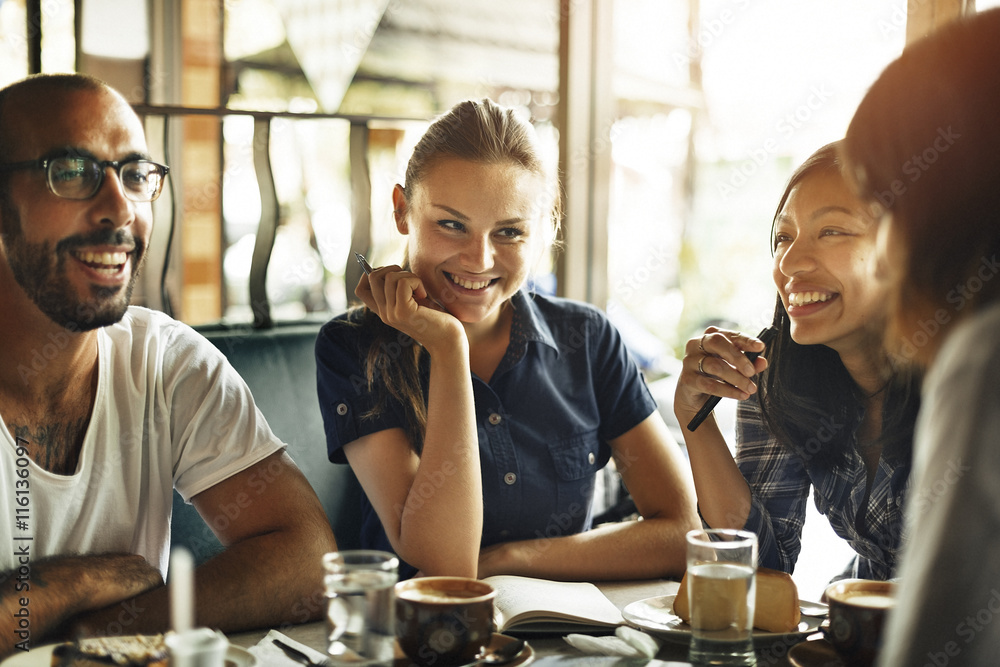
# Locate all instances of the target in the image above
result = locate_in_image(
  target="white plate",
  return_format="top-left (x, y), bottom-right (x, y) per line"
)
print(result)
top-left (0, 643), bottom-right (55, 667)
top-left (622, 594), bottom-right (822, 646)
top-left (0, 643), bottom-right (256, 667)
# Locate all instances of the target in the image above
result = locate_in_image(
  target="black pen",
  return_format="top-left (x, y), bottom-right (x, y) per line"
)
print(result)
top-left (355, 252), bottom-right (373, 275)
top-left (686, 326), bottom-right (777, 432)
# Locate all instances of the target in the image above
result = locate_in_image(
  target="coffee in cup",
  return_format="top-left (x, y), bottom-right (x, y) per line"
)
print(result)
top-left (824, 579), bottom-right (897, 667)
top-left (395, 577), bottom-right (496, 667)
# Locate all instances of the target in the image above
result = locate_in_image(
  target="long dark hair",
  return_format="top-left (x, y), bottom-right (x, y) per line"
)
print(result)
top-left (357, 98), bottom-right (559, 453)
top-left (757, 142), bottom-right (919, 470)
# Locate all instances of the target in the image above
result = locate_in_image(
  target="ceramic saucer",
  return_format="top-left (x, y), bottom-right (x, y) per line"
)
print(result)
top-left (788, 637), bottom-right (845, 667)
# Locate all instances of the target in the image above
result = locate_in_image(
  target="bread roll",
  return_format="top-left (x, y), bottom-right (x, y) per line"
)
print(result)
top-left (673, 566), bottom-right (801, 633)
top-left (51, 635), bottom-right (168, 667)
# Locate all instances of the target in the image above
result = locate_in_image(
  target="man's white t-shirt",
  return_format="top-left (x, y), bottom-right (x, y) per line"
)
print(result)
top-left (0, 307), bottom-right (284, 578)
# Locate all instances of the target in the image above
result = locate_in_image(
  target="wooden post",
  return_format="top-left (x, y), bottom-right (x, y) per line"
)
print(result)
top-left (179, 0), bottom-right (223, 323)
top-left (906, 0), bottom-right (976, 44)
top-left (556, 0), bottom-right (613, 308)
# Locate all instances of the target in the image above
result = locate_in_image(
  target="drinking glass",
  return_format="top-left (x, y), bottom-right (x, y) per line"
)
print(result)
top-left (686, 529), bottom-right (758, 666)
top-left (323, 550), bottom-right (399, 666)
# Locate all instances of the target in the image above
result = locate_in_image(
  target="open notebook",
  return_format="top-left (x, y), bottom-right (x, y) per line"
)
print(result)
top-left (485, 575), bottom-right (625, 634)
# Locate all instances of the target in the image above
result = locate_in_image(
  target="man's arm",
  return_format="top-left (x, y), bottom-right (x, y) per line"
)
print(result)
top-left (73, 451), bottom-right (337, 635)
top-left (1, 554), bottom-right (162, 657)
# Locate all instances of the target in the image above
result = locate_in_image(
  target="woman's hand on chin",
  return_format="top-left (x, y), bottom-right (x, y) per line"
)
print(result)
top-left (356, 265), bottom-right (466, 354)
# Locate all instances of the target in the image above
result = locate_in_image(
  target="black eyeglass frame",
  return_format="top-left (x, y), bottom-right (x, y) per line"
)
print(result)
top-left (0, 156), bottom-right (171, 202)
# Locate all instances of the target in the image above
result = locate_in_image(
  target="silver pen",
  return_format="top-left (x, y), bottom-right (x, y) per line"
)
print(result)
top-left (357, 253), bottom-right (447, 312)
top-left (355, 252), bottom-right (373, 275)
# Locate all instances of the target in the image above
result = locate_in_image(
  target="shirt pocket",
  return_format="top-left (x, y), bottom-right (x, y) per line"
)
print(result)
top-left (541, 430), bottom-right (604, 536)
top-left (547, 430), bottom-right (603, 480)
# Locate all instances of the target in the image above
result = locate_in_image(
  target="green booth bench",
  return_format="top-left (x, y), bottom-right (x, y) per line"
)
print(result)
top-left (168, 319), bottom-right (363, 564)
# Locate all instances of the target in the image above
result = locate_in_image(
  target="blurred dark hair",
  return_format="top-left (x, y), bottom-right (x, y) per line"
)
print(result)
top-left (843, 8), bottom-right (1000, 367)
top-left (758, 141), bottom-right (919, 470)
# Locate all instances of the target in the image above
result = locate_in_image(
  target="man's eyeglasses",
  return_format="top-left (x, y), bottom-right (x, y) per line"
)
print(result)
top-left (0, 155), bottom-right (170, 203)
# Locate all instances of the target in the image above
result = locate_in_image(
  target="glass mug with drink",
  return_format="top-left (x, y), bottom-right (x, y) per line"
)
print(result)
top-left (323, 550), bottom-right (399, 666)
top-left (685, 528), bottom-right (758, 666)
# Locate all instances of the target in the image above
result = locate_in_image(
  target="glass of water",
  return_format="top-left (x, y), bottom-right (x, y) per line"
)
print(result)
top-left (686, 529), bottom-right (758, 666)
top-left (323, 550), bottom-right (399, 666)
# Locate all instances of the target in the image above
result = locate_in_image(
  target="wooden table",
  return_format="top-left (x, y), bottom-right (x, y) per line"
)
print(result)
top-left (228, 579), bottom-right (812, 666)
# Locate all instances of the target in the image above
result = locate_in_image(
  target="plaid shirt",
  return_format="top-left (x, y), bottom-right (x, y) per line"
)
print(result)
top-left (733, 397), bottom-right (910, 580)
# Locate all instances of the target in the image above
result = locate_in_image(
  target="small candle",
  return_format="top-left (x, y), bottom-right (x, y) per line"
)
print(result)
top-left (170, 547), bottom-right (195, 633)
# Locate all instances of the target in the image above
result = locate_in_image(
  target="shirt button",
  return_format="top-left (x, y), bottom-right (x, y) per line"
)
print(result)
top-left (504, 472), bottom-right (517, 485)
top-left (588, 452), bottom-right (596, 464)
top-left (499, 529), bottom-right (510, 538)
top-left (336, 403), bottom-right (348, 416)
top-left (488, 413), bottom-right (503, 426)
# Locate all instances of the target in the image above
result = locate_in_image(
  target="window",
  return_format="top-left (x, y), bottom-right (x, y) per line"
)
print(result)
top-left (220, 0), bottom-right (560, 323)
top-left (607, 0), bottom-right (906, 370)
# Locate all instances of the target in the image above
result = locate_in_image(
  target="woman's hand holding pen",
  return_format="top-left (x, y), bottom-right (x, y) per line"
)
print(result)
top-left (355, 261), bottom-right (467, 355)
top-left (673, 327), bottom-right (769, 430)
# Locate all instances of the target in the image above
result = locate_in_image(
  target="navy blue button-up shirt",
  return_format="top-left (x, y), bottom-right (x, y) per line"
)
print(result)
top-left (316, 290), bottom-right (656, 578)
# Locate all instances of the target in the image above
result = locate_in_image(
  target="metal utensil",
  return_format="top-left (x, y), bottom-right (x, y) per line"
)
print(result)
top-left (273, 638), bottom-right (333, 667)
top-left (476, 638), bottom-right (527, 665)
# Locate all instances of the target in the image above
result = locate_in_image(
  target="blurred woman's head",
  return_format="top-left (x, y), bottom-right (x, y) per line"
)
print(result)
top-left (844, 8), bottom-right (1000, 368)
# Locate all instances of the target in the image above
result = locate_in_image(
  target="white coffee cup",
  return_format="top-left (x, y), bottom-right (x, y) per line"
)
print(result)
top-left (165, 627), bottom-right (228, 667)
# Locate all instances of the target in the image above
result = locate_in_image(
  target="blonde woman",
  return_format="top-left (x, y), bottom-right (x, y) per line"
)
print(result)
top-left (316, 99), bottom-right (698, 580)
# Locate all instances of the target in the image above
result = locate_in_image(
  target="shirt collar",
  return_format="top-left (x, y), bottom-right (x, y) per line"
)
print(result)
top-left (510, 290), bottom-right (559, 353)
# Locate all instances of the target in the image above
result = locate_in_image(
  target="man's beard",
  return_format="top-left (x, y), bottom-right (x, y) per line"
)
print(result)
top-left (1, 200), bottom-right (145, 332)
